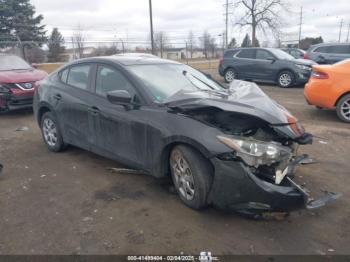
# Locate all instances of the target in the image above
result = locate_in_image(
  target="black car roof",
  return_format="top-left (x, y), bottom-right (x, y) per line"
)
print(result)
top-left (71, 56), bottom-right (181, 66)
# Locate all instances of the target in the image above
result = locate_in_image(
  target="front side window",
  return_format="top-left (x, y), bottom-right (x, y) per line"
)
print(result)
top-left (328, 45), bottom-right (350, 54)
top-left (256, 50), bottom-right (275, 60)
top-left (95, 65), bottom-right (135, 97)
top-left (236, 49), bottom-right (255, 59)
top-left (60, 68), bottom-right (69, 83)
top-left (67, 64), bottom-right (91, 90)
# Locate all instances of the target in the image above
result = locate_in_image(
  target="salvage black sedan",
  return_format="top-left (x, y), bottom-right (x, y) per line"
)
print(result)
top-left (33, 56), bottom-right (340, 216)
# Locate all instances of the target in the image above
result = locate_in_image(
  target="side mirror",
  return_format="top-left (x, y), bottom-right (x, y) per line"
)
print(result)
top-left (267, 58), bottom-right (276, 63)
top-left (107, 90), bottom-right (132, 105)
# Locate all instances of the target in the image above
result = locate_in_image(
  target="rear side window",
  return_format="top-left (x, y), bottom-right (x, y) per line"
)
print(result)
top-left (224, 50), bottom-right (238, 58)
top-left (236, 49), bottom-right (255, 59)
top-left (67, 64), bottom-right (91, 90)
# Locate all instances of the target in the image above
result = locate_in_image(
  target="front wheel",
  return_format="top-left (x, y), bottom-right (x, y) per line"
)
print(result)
top-left (169, 145), bottom-right (213, 210)
top-left (336, 94), bottom-right (350, 123)
top-left (277, 71), bottom-right (295, 88)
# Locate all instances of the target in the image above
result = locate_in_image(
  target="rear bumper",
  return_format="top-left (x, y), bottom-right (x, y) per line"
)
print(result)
top-left (208, 157), bottom-right (340, 215)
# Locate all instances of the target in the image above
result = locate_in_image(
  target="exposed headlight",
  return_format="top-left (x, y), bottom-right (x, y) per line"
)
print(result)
top-left (217, 136), bottom-right (293, 167)
top-left (295, 64), bottom-right (311, 71)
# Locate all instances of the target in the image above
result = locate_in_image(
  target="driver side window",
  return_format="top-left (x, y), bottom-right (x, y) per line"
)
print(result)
top-left (256, 50), bottom-right (274, 60)
top-left (95, 65), bottom-right (136, 98)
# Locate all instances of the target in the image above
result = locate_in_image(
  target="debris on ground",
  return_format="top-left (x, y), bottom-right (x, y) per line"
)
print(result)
top-left (107, 167), bottom-right (147, 175)
top-left (15, 126), bottom-right (29, 132)
top-left (0, 163), bottom-right (3, 176)
top-left (319, 140), bottom-right (328, 145)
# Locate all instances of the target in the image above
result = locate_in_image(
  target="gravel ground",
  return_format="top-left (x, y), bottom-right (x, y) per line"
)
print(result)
top-left (0, 80), bottom-right (349, 255)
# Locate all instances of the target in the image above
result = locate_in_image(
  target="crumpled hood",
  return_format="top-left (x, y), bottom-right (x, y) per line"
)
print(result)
top-left (164, 80), bottom-right (310, 141)
top-left (164, 80), bottom-right (294, 125)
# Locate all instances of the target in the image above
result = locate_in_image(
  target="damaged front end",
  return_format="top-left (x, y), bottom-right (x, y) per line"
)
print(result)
top-left (165, 80), bottom-right (341, 215)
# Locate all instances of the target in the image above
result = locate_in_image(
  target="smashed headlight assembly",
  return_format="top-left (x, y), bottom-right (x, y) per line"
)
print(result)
top-left (217, 136), bottom-right (293, 168)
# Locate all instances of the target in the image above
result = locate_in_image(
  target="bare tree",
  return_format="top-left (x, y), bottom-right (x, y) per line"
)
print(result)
top-left (187, 30), bottom-right (196, 59)
top-left (236, 0), bottom-right (286, 47)
top-left (154, 31), bottom-right (169, 58)
top-left (72, 25), bottom-right (85, 59)
top-left (200, 31), bottom-right (211, 59)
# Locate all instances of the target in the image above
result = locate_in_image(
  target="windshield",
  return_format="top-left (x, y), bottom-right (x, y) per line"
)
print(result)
top-left (128, 64), bottom-right (225, 102)
top-left (269, 49), bottom-right (295, 60)
top-left (0, 55), bottom-right (31, 71)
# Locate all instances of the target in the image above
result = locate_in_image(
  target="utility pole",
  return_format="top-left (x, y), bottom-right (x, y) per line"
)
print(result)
top-left (225, 0), bottom-right (228, 49)
top-left (339, 18), bottom-right (344, 43)
top-left (347, 22), bottom-right (350, 42)
top-left (298, 6), bottom-right (303, 48)
top-left (149, 0), bottom-right (155, 55)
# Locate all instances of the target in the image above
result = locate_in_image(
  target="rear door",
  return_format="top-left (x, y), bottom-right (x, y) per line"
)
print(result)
top-left (233, 49), bottom-right (257, 79)
top-left (53, 63), bottom-right (95, 150)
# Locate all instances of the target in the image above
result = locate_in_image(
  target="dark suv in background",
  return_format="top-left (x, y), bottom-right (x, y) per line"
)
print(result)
top-left (219, 48), bottom-right (315, 88)
top-left (305, 43), bottom-right (350, 64)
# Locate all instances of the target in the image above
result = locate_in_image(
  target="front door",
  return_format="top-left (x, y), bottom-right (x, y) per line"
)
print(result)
top-left (90, 64), bottom-right (148, 168)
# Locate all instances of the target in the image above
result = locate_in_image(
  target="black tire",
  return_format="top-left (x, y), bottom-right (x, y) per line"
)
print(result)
top-left (40, 112), bottom-right (65, 152)
top-left (277, 70), bottom-right (295, 88)
top-left (169, 145), bottom-right (213, 210)
top-left (224, 68), bottom-right (236, 83)
top-left (336, 94), bottom-right (350, 123)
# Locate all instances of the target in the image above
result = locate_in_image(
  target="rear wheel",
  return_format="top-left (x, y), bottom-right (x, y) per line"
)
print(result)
top-left (169, 145), bottom-right (212, 209)
top-left (224, 68), bottom-right (236, 83)
top-left (336, 94), bottom-right (350, 123)
top-left (277, 71), bottom-right (295, 88)
top-left (41, 112), bottom-right (65, 152)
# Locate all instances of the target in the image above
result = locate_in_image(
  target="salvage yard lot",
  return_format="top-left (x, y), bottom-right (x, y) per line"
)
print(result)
top-left (0, 81), bottom-right (349, 255)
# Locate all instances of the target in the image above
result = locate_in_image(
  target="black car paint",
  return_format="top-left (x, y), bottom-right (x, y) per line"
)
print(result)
top-left (34, 57), bottom-right (339, 214)
top-left (219, 48), bottom-right (315, 85)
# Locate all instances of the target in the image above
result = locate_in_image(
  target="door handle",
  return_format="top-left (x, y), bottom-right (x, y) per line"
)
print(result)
top-left (88, 106), bottom-right (100, 116)
top-left (53, 94), bottom-right (62, 101)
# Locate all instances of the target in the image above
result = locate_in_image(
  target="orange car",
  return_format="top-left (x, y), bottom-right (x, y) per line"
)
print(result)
top-left (304, 59), bottom-right (350, 123)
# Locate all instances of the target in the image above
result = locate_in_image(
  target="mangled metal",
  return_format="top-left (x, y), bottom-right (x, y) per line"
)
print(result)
top-left (164, 80), bottom-right (340, 214)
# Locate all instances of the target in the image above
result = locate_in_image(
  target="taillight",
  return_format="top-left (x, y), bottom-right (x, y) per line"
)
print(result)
top-left (311, 71), bottom-right (329, 79)
top-left (304, 53), bottom-right (310, 60)
top-left (219, 58), bottom-right (224, 65)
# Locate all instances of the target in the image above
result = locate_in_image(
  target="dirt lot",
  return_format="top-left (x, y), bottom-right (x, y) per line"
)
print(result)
top-left (0, 79), bottom-right (349, 255)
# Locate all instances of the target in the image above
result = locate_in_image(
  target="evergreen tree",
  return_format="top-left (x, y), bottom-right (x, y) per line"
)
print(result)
top-left (228, 37), bottom-right (237, 49)
top-left (241, 34), bottom-right (252, 47)
top-left (47, 28), bottom-right (65, 62)
top-left (0, 0), bottom-right (46, 47)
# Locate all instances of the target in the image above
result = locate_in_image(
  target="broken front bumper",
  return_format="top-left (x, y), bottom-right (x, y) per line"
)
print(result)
top-left (208, 156), bottom-right (341, 215)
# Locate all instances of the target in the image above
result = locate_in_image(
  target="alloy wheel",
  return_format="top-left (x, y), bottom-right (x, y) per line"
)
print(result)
top-left (340, 98), bottom-right (350, 121)
top-left (170, 150), bottom-right (195, 201)
top-left (43, 118), bottom-right (58, 147)
top-left (225, 70), bottom-right (235, 82)
top-left (279, 73), bottom-right (292, 87)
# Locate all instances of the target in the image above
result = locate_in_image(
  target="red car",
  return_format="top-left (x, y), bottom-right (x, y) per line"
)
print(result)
top-left (0, 54), bottom-right (47, 112)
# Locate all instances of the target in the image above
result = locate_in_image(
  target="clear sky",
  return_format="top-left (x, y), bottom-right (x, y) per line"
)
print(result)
top-left (30, 0), bottom-right (350, 48)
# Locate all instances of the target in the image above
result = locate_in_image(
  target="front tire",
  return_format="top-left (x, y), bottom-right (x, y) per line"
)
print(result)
top-left (277, 71), bottom-right (295, 88)
top-left (169, 145), bottom-right (213, 210)
top-left (336, 94), bottom-right (350, 123)
top-left (41, 112), bottom-right (65, 152)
